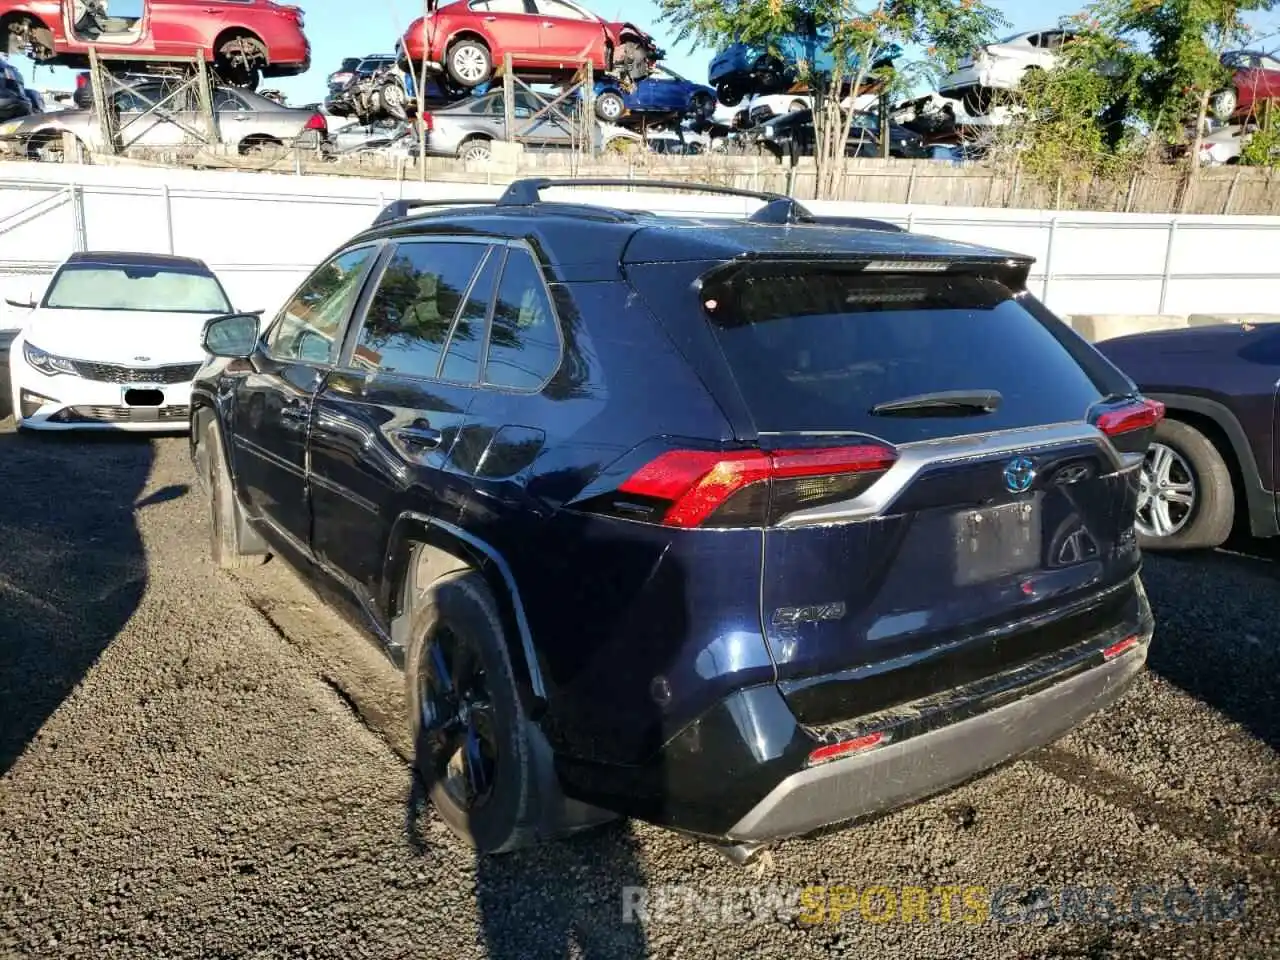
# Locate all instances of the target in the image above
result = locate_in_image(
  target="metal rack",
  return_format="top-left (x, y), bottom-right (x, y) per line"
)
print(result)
top-left (498, 52), bottom-right (598, 159)
top-left (85, 46), bottom-right (218, 156)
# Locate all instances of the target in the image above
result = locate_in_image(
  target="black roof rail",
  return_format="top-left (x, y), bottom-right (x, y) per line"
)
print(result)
top-left (371, 196), bottom-right (499, 225)
top-left (496, 177), bottom-right (791, 206)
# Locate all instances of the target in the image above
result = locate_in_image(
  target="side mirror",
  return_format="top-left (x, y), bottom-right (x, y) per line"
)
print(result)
top-left (203, 312), bottom-right (260, 358)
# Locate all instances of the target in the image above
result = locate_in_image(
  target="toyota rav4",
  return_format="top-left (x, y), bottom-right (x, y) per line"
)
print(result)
top-left (191, 178), bottom-right (1158, 862)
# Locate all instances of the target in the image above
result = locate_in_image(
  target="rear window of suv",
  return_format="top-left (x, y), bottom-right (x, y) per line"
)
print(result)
top-left (701, 267), bottom-right (1127, 443)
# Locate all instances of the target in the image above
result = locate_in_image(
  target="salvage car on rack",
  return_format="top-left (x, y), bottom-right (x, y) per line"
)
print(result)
top-left (410, 87), bottom-right (639, 161)
top-left (0, 76), bottom-right (328, 160)
top-left (7, 251), bottom-right (236, 432)
top-left (708, 22), bottom-right (899, 107)
top-left (742, 107), bottom-right (928, 160)
top-left (1210, 50), bottom-right (1280, 121)
top-left (939, 27), bottom-right (1078, 116)
top-left (590, 64), bottom-right (716, 124)
top-left (398, 0), bottom-right (660, 91)
top-left (0, 0), bottom-right (311, 89)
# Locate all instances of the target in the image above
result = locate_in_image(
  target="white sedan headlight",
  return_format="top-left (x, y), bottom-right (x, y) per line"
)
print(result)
top-left (22, 341), bottom-right (78, 376)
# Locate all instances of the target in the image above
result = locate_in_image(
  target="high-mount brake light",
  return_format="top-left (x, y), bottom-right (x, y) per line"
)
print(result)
top-left (863, 260), bottom-right (948, 272)
top-left (1096, 398), bottom-right (1165, 437)
top-left (617, 444), bottom-right (898, 529)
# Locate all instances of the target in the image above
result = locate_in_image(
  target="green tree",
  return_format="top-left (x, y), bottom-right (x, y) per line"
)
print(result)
top-left (1000, 14), bottom-right (1146, 186)
top-left (656, 0), bottom-right (1008, 198)
top-left (1092, 0), bottom-right (1279, 165)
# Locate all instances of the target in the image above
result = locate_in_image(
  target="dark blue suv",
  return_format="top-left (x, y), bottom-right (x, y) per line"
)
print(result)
top-left (192, 178), bottom-right (1158, 862)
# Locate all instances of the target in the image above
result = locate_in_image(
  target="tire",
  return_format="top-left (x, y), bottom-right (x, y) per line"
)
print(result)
top-left (1211, 88), bottom-right (1237, 121)
top-left (1135, 418), bottom-right (1235, 552)
top-left (447, 40), bottom-right (492, 88)
top-left (456, 137), bottom-right (491, 162)
top-left (594, 90), bottom-right (625, 123)
top-left (716, 83), bottom-right (742, 107)
top-left (690, 92), bottom-right (714, 120)
top-left (203, 417), bottom-right (268, 570)
top-left (405, 569), bottom-right (548, 854)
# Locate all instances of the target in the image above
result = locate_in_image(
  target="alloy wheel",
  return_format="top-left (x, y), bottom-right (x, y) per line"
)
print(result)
top-left (1136, 442), bottom-right (1196, 539)
top-left (598, 94), bottom-right (623, 120)
top-left (417, 625), bottom-right (498, 811)
top-left (451, 46), bottom-right (488, 85)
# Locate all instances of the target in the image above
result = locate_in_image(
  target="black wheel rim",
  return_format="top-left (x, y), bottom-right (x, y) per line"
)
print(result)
top-left (418, 625), bottom-right (497, 810)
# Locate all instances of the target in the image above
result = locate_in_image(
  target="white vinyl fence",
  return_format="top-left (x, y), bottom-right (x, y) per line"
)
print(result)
top-left (1, 162), bottom-right (1278, 327)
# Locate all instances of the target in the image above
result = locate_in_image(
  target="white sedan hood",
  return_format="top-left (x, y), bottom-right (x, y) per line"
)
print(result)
top-left (21, 308), bottom-right (213, 365)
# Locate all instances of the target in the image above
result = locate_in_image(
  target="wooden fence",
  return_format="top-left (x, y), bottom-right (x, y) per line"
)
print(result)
top-left (77, 145), bottom-right (1280, 217)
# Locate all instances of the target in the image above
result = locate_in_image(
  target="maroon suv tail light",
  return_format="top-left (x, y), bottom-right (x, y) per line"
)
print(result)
top-left (615, 444), bottom-right (898, 529)
top-left (1095, 398), bottom-right (1164, 438)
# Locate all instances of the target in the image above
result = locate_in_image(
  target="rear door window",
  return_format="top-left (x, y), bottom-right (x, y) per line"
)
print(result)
top-left (351, 240), bottom-right (489, 380)
top-left (701, 268), bottom-right (1128, 443)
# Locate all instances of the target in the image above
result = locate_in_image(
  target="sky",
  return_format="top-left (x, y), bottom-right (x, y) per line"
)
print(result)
top-left (9, 0), bottom-right (1280, 104)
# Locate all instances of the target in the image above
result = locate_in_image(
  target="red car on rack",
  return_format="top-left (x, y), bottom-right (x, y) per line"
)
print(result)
top-left (0, 0), bottom-right (310, 89)
top-left (399, 0), bottom-right (661, 91)
top-left (1212, 50), bottom-right (1280, 121)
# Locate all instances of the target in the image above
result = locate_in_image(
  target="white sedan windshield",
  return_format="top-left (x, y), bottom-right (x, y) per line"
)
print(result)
top-left (44, 265), bottom-right (232, 313)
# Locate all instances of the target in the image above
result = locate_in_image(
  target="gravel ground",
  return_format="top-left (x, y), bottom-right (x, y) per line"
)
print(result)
top-left (0, 427), bottom-right (1277, 959)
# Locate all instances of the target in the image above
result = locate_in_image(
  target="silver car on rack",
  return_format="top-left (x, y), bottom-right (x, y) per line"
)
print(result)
top-left (0, 78), bottom-right (328, 161)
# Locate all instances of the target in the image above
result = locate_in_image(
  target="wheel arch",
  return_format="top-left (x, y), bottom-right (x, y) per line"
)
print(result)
top-left (444, 29), bottom-right (491, 57)
top-left (1148, 391), bottom-right (1278, 538)
top-left (383, 512), bottom-right (547, 713)
top-left (0, 12), bottom-right (54, 59)
top-left (213, 26), bottom-right (267, 60)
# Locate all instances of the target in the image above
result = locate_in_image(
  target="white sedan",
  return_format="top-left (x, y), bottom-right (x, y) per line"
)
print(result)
top-left (7, 251), bottom-right (235, 432)
top-left (939, 28), bottom-right (1077, 115)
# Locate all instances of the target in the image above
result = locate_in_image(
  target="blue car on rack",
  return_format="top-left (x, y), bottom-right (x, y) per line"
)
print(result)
top-left (591, 65), bottom-right (718, 124)
top-left (709, 27), bottom-right (901, 106)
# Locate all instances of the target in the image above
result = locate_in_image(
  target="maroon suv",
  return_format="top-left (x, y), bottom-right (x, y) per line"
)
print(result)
top-left (0, 0), bottom-right (310, 88)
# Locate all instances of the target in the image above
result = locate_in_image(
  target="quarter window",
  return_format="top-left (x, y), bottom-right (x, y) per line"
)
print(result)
top-left (266, 246), bottom-right (376, 365)
top-left (481, 247), bottom-right (561, 390)
top-left (351, 241), bottom-right (488, 379)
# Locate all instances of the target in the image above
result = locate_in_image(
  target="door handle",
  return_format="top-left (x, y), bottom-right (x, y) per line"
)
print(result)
top-left (542, 21), bottom-right (554, 27)
top-left (393, 426), bottom-right (442, 450)
top-left (484, 15), bottom-right (496, 20)
top-left (280, 403), bottom-right (310, 422)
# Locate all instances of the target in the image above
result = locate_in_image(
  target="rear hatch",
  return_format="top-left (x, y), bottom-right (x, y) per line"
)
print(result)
top-left (629, 255), bottom-right (1157, 727)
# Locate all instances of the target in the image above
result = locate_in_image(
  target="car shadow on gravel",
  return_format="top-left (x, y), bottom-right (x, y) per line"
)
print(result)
top-left (1139, 544), bottom-right (1280, 753)
top-left (0, 429), bottom-right (152, 775)
top-left (405, 783), bottom-right (649, 958)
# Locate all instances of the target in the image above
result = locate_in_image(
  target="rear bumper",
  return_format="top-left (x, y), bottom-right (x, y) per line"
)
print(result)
top-left (726, 634), bottom-right (1147, 841)
top-left (555, 576), bottom-right (1153, 842)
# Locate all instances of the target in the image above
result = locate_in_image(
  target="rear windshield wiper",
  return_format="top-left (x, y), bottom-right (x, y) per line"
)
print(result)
top-left (870, 389), bottom-right (1003, 417)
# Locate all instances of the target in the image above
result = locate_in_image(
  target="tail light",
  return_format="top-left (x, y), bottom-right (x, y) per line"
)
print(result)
top-left (418, 111), bottom-right (433, 131)
top-left (609, 443), bottom-right (898, 529)
top-left (1095, 398), bottom-right (1164, 438)
top-left (75, 72), bottom-right (88, 90)
top-left (304, 113), bottom-right (327, 131)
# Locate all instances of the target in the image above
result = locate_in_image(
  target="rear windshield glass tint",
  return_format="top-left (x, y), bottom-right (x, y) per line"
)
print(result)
top-left (704, 270), bottom-right (1114, 443)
